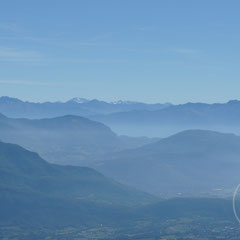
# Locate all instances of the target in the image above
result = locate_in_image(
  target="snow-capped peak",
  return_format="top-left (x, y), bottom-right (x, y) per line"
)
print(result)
top-left (68, 97), bottom-right (90, 104)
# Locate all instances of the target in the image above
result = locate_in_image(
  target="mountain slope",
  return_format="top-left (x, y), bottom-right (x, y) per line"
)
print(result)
top-left (0, 114), bottom-right (158, 165)
top-left (0, 142), bottom-right (155, 227)
top-left (0, 141), bottom-right (237, 238)
top-left (0, 141), bottom-right (155, 204)
top-left (94, 130), bottom-right (240, 196)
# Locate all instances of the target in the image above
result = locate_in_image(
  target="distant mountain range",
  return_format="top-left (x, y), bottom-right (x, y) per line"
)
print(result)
top-left (0, 113), bottom-right (158, 165)
top-left (92, 100), bottom-right (240, 136)
top-left (93, 130), bottom-right (240, 197)
top-left (3, 96), bottom-right (240, 137)
top-left (0, 96), bottom-right (170, 119)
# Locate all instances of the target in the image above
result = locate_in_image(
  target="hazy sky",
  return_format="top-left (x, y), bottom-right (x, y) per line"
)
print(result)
top-left (0, 0), bottom-right (240, 103)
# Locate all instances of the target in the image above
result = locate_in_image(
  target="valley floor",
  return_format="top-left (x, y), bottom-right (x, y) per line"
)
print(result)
top-left (1, 217), bottom-right (240, 240)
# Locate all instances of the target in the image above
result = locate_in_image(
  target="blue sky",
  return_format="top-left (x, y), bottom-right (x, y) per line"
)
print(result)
top-left (0, 0), bottom-right (240, 103)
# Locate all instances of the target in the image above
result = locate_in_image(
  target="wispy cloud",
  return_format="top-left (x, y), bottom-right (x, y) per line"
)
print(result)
top-left (0, 80), bottom-right (50, 86)
top-left (0, 79), bottom-right (102, 87)
top-left (0, 46), bottom-right (105, 64)
top-left (0, 47), bottom-right (43, 62)
top-left (0, 22), bottom-right (112, 48)
top-left (170, 48), bottom-right (199, 54)
top-left (0, 36), bottom-right (97, 47)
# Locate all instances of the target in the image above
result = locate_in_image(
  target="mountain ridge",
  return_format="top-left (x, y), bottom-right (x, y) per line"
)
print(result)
top-left (0, 113), bottom-right (159, 165)
top-left (91, 100), bottom-right (240, 136)
top-left (94, 129), bottom-right (240, 197)
top-left (0, 140), bottom-right (155, 205)
top-left (0, 96), bottom-right (170, 119)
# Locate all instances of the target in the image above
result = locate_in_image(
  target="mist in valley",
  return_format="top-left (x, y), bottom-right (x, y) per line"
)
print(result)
top-left (1, 1), bottom-right (240, 239)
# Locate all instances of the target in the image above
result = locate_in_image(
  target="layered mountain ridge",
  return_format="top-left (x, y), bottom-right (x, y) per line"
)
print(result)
top-left (0, 113), bottom-right (158, 165)
top-left (0, 96), bottom-right (170, 119)
top-left (94, 129), bottom-right (240, 197)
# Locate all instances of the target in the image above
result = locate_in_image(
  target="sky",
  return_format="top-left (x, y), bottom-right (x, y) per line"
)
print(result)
top-left (0, 0), bottom-right (240, 104)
